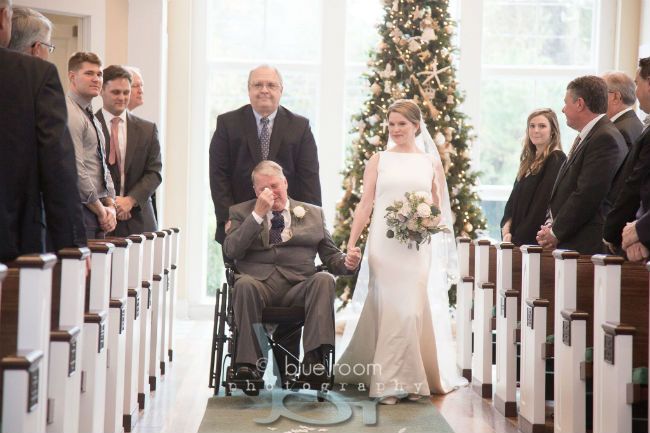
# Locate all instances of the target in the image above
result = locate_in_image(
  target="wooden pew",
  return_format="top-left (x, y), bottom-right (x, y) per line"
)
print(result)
top-left (159, 229), bottom-right (173, 375)
top-left (79, 243), bottom-right (113, 433)
top-left (138, 232), bottom-right (156, 409)
top-left (0, 254), bottom-right (57, 433)
top-left (471, 239), bottom-right (493, 397)
top-left (456, 238), bottom-right (473, 381)
top-left (48, 248), bottom-right (89, 433)
top-left (167, 227), bottom-right (180, 363)
top-left (591, 256), bottom-right (648, 433)
top-left (92, 238), bottom-right (132, 433)
top-left (123, 235), bottom-right (144, 432)
top-left (149, 231), bottom-right (167, 391)
top-left (518, 245), bottom-right (552, 433)
top-left (494, 242), bottom-right (519, 417)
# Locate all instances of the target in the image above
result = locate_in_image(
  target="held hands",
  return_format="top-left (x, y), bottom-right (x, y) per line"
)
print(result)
top-left (502, 233), bottom-right (512, 243)
top-left (254, 187), bottom-right (274, 216)
top-left (115, 196), bottom-right (135, 220)
top-left (100, 205), bottom-right (117, 233)
top-left (621, 221), bottom-right (639, 250)
top-left (345, 246), bottom-right (362, 270)
top-left (536, 224), bottom-right (558, 249)
top-left (624, 241), bottom-right (649, 262)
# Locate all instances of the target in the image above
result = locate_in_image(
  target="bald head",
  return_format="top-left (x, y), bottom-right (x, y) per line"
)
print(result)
top-left (0, 0), bottom-right (13, 48)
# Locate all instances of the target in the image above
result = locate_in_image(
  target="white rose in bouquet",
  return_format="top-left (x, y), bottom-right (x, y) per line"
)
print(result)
top-left (406, 218), bottom-right (418, 231)
top-left (416, 203), bottom-right (432, 218)
top-left (398, 203), bottom-right (411, 217)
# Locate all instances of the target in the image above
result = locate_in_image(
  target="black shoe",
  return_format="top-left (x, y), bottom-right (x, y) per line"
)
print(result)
top-left (234, 364), bottom-right (261, 381)
top-left (300, 349), bottom-right (329, 384)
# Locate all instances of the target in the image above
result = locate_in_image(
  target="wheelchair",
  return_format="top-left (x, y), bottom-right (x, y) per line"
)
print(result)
top-left (209, 263), bottom-right (335, 399)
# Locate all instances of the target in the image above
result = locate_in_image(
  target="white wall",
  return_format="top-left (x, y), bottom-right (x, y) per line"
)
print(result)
top-left (641, 0), bottom-right (650, 56)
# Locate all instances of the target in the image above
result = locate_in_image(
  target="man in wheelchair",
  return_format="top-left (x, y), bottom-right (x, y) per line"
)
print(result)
top-left (223, 160), bottom-right (361, 387)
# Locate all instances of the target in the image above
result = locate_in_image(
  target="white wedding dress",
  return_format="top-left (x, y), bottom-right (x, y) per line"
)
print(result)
top-left (335, 150), bottom-right (466, 398)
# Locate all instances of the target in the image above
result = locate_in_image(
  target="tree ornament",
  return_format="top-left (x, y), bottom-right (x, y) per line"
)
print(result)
top-left (464, 222), bottom-right (473, 233)
top-left (434, 131), bottom-right (446, 146)
top-left (378, 63), bottom-right (397, 80)
top-left (417, 50), bottom-right (432, 62)
top-left (408, 38), bottom-right (422, 53)
top-left (370, 82), bottom-right (382, 96)
top-left (420, 13), bottom-right (437, 42)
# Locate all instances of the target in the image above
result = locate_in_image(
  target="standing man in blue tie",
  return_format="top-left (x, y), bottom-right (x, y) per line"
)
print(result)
top-left (66, 52), bottom-right (117, 240)
top-left (209, 65), bottom-right (322, 245)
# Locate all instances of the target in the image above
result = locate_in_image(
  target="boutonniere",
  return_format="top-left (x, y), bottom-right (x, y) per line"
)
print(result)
top-left (292, 205), bottom-right (307, 221)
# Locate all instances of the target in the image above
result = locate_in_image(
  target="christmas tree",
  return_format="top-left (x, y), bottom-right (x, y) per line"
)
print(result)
top-left (332, 0), bottom-right (486, 304)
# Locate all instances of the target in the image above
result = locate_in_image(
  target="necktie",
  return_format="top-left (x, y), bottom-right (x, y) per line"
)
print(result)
top-left (567, 135), bottom-right (582, 160)
top-left (260, 117), bottom-right (270, 160)
top-left (269, 211), bottom-right (284, 244)
top-left (109, 117), bottom-right (123, 193)
top-left (85, 106), bottom-right (107, 189)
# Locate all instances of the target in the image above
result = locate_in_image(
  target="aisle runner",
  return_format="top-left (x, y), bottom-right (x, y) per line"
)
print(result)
top-left (198, 388), bottom-right (455, 433)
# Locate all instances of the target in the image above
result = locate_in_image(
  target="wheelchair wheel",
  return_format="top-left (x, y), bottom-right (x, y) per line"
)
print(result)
top-left (211, 282), bottom-right (229, 395)
top-left (208, 284), bottom-right (221, 390)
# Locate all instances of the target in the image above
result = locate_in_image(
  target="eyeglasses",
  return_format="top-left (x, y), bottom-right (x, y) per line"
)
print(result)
top-left (33, 41), bottom-right (55, 54)
top-left (249, 82), bottom-right (282, 91)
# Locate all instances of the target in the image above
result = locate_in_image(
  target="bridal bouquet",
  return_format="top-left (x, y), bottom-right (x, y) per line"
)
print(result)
top-left (385, 191), bottom-right (449, 250)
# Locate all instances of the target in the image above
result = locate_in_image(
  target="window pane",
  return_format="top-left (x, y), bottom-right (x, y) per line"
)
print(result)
top-left (479, 76), bottom-right (574, 185)
top-left (207, 0), bottom-right (322, 62)
top-left (481, 199), bottom-right (507, 240)
top-left (482, 0), bottom-right (596, 66)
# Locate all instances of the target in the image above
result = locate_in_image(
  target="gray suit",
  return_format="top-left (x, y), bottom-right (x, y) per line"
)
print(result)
top-left (224, 198), bottom-right (351, 366)
top-left (96, 110), bottom-right (162, 236)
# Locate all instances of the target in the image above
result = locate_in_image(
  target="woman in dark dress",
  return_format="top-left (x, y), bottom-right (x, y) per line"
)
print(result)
top-left (501, 108), bottom-right (567, 245)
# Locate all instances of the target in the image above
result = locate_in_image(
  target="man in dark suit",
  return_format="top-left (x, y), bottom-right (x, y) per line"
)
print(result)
top-left (224, 161), bottom-right (360, 383)
top-left (603, 71), bottom-right (643, 150)
top-left (537, 75), bottom-right (626, 254)
top-left (609, 58), bottom-right (650, 262)
top-left (604, 60), bottom-right (650, 255)
top-left (96, 65), bottom-right (162, 236)
top-left (0, 0), bottom-right (86, 262)
top-left (209, 65), bottom-right (322, 244)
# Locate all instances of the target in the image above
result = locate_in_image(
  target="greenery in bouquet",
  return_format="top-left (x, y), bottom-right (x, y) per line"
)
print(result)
top-left (385, 191), bottom-right (449, 250)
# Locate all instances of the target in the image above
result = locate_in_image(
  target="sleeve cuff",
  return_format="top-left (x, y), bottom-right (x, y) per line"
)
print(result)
top-left (251, 211), bottom-right (264, 224)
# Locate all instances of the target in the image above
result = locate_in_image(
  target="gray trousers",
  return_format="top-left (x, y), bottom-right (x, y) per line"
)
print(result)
top-left (232, 269), bottom-right (336, 367)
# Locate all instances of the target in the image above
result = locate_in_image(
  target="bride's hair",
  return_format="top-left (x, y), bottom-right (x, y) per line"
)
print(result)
top-left (387, 99), bottom-right (422, 136)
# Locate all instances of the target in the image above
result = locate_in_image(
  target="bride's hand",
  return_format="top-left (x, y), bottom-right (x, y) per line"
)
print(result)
top-left (345, 246), bottom-right (361, 270)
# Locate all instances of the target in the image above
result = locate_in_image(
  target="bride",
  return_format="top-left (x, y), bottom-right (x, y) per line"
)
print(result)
top-left (335, 99), bottom-right (466, 404)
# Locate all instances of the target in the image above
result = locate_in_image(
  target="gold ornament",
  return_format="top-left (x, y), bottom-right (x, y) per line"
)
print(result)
top-left (464, 222), bottom-right (473, 233)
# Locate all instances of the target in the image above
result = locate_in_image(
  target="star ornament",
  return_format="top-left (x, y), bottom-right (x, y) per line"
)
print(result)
top-left (417, 58), bottom-right (451, 87)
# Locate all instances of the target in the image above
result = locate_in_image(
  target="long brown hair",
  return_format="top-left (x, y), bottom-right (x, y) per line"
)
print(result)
top-left (516, 108), bottom-right (562, 181)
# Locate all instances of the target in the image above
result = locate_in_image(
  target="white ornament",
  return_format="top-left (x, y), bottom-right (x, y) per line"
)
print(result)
top-left (408, 38), bottom-right (421, 52)
top-left (378, 63), bottom-right (397, 80)
top-left (420, 27), bottom-right (437, 43)
top-left (370, 82), bottom-right (382, 95)
top-left (367, 135), bottom-right (381, 146)
top-left (367, 114), bottom-right (381, 125)
top-left (384, 81), bottom-right (393, 94)
top-left (434, 132), bottom-right (446, 146)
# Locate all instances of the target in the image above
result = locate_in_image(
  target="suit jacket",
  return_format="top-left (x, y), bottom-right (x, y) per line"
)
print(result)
top-left (613, 109), bottom-right (643, 150)
top-left (223, 199), bottom-right (351, 283)
top-left (549, 116), bottom-right (626, 254)
top-left (634, 161), bottom-right (650, 247)
top-left (603, 125), bottom-right (650, 248)
top-left (0, 48), bottom-right (86, 262)
top-left (96, 110), bottom-right (162, 236)
top-left (209, 104), bottom-right (322, 243)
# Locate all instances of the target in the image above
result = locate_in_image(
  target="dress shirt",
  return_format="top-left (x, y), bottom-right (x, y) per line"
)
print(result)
top-left (101, 108), bottom-right (128, 196)
top-left (66, 92), bottom-right (116, 204)
top-left (252, 199), bottom-right (293, 242)
top-left (252, 108), bottom-right (278, 139)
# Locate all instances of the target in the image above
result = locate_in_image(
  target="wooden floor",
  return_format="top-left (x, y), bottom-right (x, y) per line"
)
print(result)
top-left (132, 319), bottom-right (522, 433)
